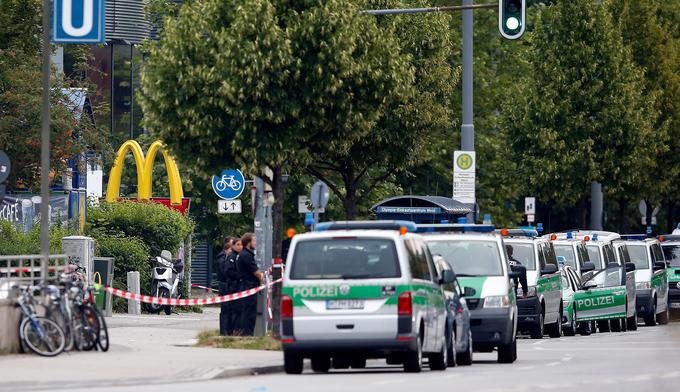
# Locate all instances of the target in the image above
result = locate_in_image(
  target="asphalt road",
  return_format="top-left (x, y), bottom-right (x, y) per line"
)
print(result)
top-left (82, 321), bottom-right (680, 392)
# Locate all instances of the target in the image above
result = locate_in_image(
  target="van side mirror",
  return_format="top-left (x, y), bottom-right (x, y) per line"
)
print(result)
top-left (625, 262), bottom-right (636, 272)
top-left (462, 286), bottom-right (476, 297)
top-left (581, 280), bottom-right (598, 290)
top-left (439, 270), bottom-right (456, 285)
top-left (581, 262), bottom-right (596, 273)
top-left (541, 264), bottom-right (558, 275)
top-left (653, 261), bottom-right (666, 271)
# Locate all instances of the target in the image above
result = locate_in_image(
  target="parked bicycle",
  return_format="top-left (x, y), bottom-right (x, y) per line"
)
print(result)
top-left (16, 286), bottom-right (66, 357)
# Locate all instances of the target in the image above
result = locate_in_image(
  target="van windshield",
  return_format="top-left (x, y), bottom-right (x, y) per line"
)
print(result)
top-left (426, 240), bottom-right (503, 277)
top-left (504, 242), bottom-right (536, 270)
top-left (586, 245), bottom-right (604, 270)
top-left (626, 244), bottom-right (650, 270)
top-left (290, 238), bottom-right (401, 280)
top-left (662, 245), bottom-right (680, 267)
top-left (554, 245), bottom-right (577, 269)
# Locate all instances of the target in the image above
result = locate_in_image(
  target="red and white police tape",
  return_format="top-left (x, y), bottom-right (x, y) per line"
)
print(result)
top-left (104, 278), bottom-right (282, 306)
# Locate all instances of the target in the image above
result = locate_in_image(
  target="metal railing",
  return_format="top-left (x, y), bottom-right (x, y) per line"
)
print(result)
top-left (0, 254), bottom-right (68, 299)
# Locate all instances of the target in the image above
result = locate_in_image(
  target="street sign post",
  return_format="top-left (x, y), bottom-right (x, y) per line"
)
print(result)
top-left (453, 151), bottom-right (476, 204)
top-left (212, 169), bottom-right (245, 200)
top-left (52, 0), bottom-right (106, 43)
top-left (217, 199), bottom-right (242, 214)
top-left (0, 151), bottom-right (10, 202)
top-left (310, 181), bottom-right (330, 229)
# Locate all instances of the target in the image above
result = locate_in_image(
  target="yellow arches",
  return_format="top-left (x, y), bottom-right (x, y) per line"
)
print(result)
top-left (105, 140), bottom-right (184, 205)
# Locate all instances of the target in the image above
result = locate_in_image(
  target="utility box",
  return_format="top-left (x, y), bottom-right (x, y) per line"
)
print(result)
top-left (62, 236), bottom-right (95, 282)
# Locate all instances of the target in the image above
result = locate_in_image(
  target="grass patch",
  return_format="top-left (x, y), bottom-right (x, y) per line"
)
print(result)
top-left (196, 330), bottom-right (282, 351)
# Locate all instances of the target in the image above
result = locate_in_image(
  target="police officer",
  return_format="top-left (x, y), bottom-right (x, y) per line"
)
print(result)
top-left (224, 237), bottom-right (243, 334)
top-left (506, 245), bottom-right (528, 298)
top-left (236, 233), bottom-right (263, 336)
top-left (216, 237), bottom-right (232, 335)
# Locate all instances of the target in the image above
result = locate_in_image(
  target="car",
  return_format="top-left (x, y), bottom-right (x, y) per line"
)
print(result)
top-left (503, 234), bottom-right (563, 339)
top-left (280, 220), bottom-right (452, 374)
top-left (660, 235), bottom-right (680, 310)
top-left (560, 265), bottom-right (586, 336)
top-left (572, 261), bottom-right (635, 331)
top-left (578, 233), bottom-right (637, 332)
top-left (422, 224), bottom-right (523, 364)
top-left (618, 235), bottom-right (669, 326)
top-left (432, 255), bottom-right (473, 366)
top-left (550, 233), bottom-right (592, 277)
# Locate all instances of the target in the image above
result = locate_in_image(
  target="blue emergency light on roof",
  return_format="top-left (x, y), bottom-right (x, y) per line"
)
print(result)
top-left (499, 228), bottom-right (538, 237)
top-left (457, 217), bottom-right (467, 224)
top-left (537, 223), bottom-right (544, 234)
top-left (566, 232), bottom-right (573, 239)
top-left (314, 220), bottom-right (418, 232)
top-left (592, 233), bottom-right (598, 241)
top-left (415, 224), bottom-right (496, 233)
top-left (440, 220), bottom-right (449, 224)
top-left (620, 234), bottom-right (649, 241)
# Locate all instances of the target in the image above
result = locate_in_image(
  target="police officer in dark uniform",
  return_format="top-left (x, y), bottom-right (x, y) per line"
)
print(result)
top-left (236, 233), bottom-right (263, 336)
top-left (215, 237), bottom-right (232, 335)
top-left (224, 237), bottom-right (242, 334)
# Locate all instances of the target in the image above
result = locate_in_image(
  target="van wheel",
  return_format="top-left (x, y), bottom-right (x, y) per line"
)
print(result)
top-left (446, 330), bottom-right (456, 367)
top-left (284, 352), bottom-right (303, 374)
top-left (658, 307), bottom-right (669, 325)
top-left (529, 312), bottom-right (544, 339)
top-left (497, 338), bottom-right (517, 363)
top-left (456, 330), bottom-right (473, 366)
top-left (403, 334), bottom-right (423, 373)
top-left (577, 321), bottom-right (591, 336)
top-left (332, 356), bottom-right (350, 369)
top-left (597, 320), bottom-right (611, 332)
top-left (350, 358), bottom-right (366, 369)
top-left (627, 308), bottom-right (638, 331)
top-left (428, 336), bottom-right (447, 371)
top-left (564, 309), bottom-right (576, 336)
top-left (644, 302), bottom-right (657, 326)
top-left (311, 355), bottom-right (331, 373)
top-left (610, 319), bottom-right (622, 332)
top-left (546, 317), bottom-right (562, 338)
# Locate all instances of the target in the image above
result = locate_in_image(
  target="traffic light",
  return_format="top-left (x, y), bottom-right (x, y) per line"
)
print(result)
top-left (499, 0), bottom-right (526, 40)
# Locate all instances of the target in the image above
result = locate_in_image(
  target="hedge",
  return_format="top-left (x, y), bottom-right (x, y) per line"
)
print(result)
top-left (0, 220), bottom-right (73, 255)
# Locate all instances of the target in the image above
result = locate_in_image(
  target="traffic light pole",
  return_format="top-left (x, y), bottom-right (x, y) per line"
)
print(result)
top-left (461, 0), bottom-right (474, 153)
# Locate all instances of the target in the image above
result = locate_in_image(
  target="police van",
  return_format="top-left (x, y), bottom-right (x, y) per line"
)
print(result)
top-left (421, 225), bottom-right (522, 363)
top-left (660, 235), bottom-right (680, 310)
top-left (618, 235), bottom-right (668, 326)
top-left (280, 221), bottom-right (453, 374)
top-left (550, 233), bottom-right (590, 276)
top-left (503, 234), bottom-right (562, 339)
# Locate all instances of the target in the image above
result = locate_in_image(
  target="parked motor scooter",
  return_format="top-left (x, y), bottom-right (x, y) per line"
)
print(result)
top-left (148, 250), bottom-right (184, 315)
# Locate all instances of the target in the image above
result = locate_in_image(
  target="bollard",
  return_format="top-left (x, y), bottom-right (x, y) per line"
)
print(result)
top-left (127, 271), bottom-right (141, 315)
top-left (0, 299), bottom-right (22, 354)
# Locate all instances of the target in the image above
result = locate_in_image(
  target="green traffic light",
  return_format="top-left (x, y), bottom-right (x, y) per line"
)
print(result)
top-left (506, 17), bottom-right (520, 31)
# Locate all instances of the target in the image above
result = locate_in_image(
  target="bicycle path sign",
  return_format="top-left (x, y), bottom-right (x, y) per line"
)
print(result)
top-left (212, 169), bottom-right (245, 200)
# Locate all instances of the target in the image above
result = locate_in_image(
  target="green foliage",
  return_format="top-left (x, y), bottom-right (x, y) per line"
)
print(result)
top-left (94, 234), bottom-right (150, 312)
top-left (0, 220), bottom-right (73, 255)
top-left (86, 201), bottom-right (195, 256)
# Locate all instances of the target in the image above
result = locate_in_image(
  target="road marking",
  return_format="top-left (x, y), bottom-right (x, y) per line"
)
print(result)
top-left (561, 355), bottom-right (573, 362)
top-left (532, 339), bottom-right (547, 345)
top-left (662, 371), bottom-right (680, 379)
top-left (545, 362), bottom-right (560, 367)
top-left (626, 374), bottom-right (652, 382)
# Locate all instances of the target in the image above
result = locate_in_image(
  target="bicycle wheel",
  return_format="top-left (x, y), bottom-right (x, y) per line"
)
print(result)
top-left (73, 306), bottom-right (99, 351)
top-left (46, 304), bottom-right (74, 352)
top-left (20, 317), bottom-right (66, 357)
top-left (94, 308), bottom-right (109, 352)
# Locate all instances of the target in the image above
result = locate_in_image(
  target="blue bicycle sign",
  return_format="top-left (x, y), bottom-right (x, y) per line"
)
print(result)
top-left (212, 169), bottom-right (245, 200)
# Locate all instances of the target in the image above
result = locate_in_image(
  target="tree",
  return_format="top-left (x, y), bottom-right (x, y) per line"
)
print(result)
top-left (307, 3), bottom-right (460, 219)
top-left (503, 0), bottom-right (657, 230)
top-left (0, 0), bottom-right (109, 191)
top-left (612, 0), bottom-right (680, 231)
top-left (139, 0), bottom-right (412, 257)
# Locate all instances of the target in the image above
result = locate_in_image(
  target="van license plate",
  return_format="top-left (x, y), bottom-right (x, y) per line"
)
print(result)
top-left (326, 300), bottom-right (364, 310)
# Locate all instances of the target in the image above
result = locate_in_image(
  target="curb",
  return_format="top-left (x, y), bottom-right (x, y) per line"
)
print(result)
top-left (212, 364), bottom-right (285, 379)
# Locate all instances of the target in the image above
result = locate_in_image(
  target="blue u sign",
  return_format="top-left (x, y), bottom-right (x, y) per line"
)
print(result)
top-left (53, 0), bottom-right (106, 43)
top-left (212, 169), bottom-right (245, 200)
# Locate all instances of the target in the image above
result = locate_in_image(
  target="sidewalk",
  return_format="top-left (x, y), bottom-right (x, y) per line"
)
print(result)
top-left (0, 308), bottom-right (283, 391)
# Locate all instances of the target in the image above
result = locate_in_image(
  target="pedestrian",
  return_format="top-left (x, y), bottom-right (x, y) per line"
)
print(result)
top-left (224, 237), bottom-right (243, 334)
top-left (236, 233), bottom-right (263, 336)
top-left (215, 237), bottom-right (231, 336)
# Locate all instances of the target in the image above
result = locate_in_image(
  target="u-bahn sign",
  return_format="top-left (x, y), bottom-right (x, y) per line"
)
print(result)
top-left (53, 0), bottom-right (106, 43)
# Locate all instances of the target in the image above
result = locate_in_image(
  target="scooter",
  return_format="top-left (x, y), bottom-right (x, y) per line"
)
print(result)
top-left (148, 250), bottom-right (184, 315)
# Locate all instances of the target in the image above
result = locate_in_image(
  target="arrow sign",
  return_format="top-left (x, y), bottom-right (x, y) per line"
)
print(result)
top-left (218, 199), bottom-right (242, 214)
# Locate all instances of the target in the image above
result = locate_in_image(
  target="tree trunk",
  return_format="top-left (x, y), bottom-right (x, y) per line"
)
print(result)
top-left (618, 197), bottom-right (627, 233)
top-left (578, 198), bottom-right (588, 229)
top-left (341, 165), bottom-right (358, 220)
top-left (667, 199), bottom-right (676, 233)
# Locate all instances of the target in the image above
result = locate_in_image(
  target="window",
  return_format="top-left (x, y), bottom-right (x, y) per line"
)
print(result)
top-left (544, 242), bottom-right (558, 266)
top-left (427, 240), bottom-right (504, 277)
top-left (652, 244), bottom-right (665, 263)
top-left (603, 245), bottom-right (617, 265)
top-left (504, 242), bottom-right (536, 270)
top-left (554, 244), bottom-right (577, 268)
top-left (586, 246), bottom-right (604, 270)
top-left (627, 244), bottom-right (650, 270)
top-left (577, 244), bottom-right (590, 267)
top-left (406, 239), bottom-right (431, 281)
top-left (662, 245), bottom-right (680, 266)
top-left (290, 238), bottom-right (401, 280)
top-left (418, 240), bottom-right (437, 282)
top-left (537, 243), bottom-right (547, 270)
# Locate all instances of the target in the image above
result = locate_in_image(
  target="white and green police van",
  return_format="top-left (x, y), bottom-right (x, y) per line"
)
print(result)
top-left (660, 235), bottom-right (680, 310)
top-left (280, 221), bottom-right (453, 374)
top-left (618, 235), bottom-right (668, 326)
top-left (422, 225), bottom-right (522, 363)
top-left (503, 235), bottom-right (563, 339)
top-left (551, 233), bottom-right (590, 276)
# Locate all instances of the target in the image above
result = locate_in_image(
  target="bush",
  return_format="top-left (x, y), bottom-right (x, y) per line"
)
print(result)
top-left (94, 234), bottom-right (150, 312)
top-left (0, 220), bottom-right (74, 255)
top-left (87, 201), bottom-right (195, 255)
